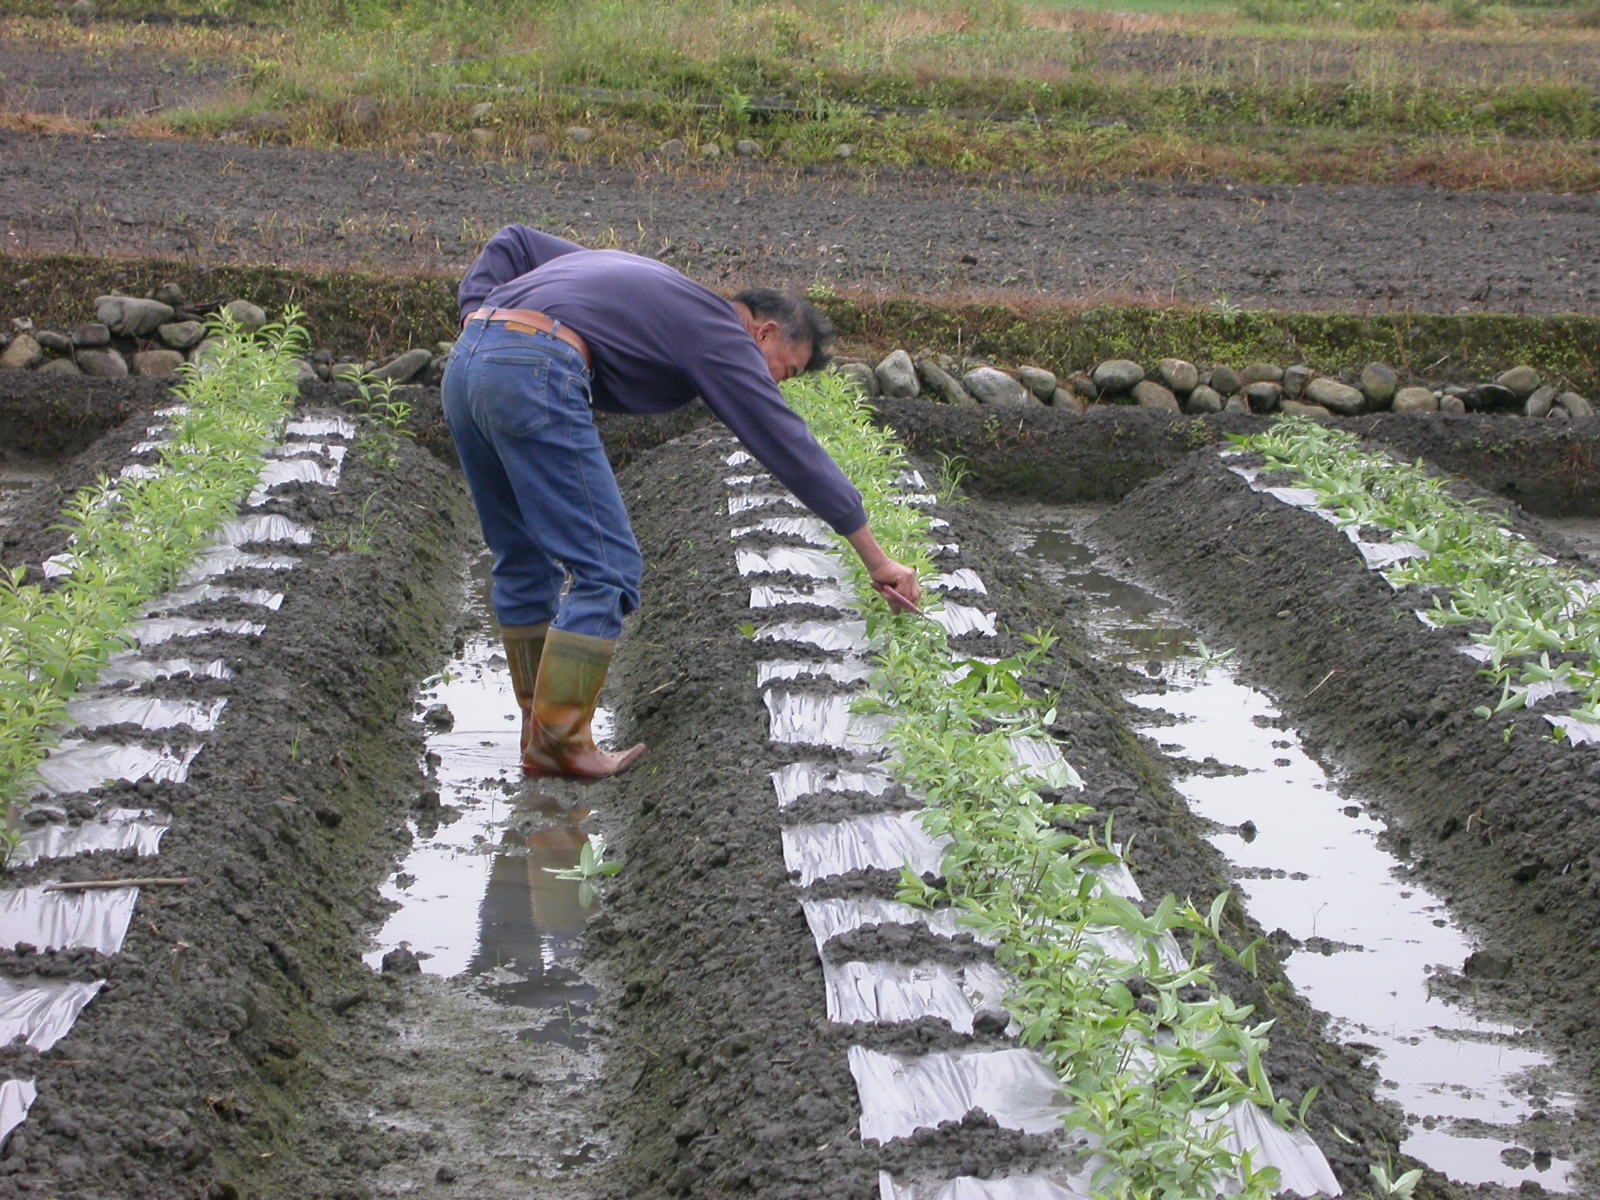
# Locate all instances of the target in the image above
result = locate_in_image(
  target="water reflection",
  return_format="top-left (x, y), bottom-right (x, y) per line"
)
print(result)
top-left (468, 790), bottom-right (599, 1044)
top-left (367, 567), bottom-right (613, 1051)
top-left (1010, 506), bottom-right (1579, 1194)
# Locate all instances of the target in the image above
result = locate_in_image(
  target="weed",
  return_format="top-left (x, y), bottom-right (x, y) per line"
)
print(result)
top-left (931, 450), bottom-right (973, 504)
top-left (347, 372), bottom-right (416, 471)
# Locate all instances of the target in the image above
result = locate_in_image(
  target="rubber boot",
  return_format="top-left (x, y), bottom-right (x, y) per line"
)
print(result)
top-left (500, 622), bottom-right (549, 757)
top-left (523, 628), bottom-right (647, 780)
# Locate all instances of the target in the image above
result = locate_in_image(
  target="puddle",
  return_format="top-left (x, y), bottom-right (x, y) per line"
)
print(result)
top-left (368, 562), bottom-right (615, 1054)
top-left (1011, 505), bottom-right (1581, 1194)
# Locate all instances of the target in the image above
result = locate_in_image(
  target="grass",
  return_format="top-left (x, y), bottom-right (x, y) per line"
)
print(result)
top-left (4, 0), bottom-right (1598, 190)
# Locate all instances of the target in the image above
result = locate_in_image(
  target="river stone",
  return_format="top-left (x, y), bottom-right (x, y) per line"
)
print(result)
top-left (372, 348), bottom-right (433, 383)
top-left (1050, 387), bottom-right (1087, 414)
top-left (1280, 400), bottom-right (1332, 419)
top-left (736, 139), bottom-right (762, 157)
top-left (157, 320), bottom-right (206, 350)
top-left (1359, 362), bottom-right (1399, 407)
top-left (1018, 365), bottom-right (1056, 401)
top-left (345, 96), bottom-right (382, 130)
top-left (1282, 364), bottom-right (1312, 399)
top-left (191, 339), bottom-right (228, 367)
top-left (1560, 392), bottom-right (1595, 418)
top-left (1467, 383), bottom-right (1517, 411)
top-left (701, 142), bottom-right (723, 160)
top-left (1223, 393), bottom-right (1249, 413)
top-left (96, 295), bottom-right (174, 337)
top-left (1440, 393), bottom-right (1467, 416)
top-left (1496, 365), bottom-right (1541, 400)
top-left (294, 360), bottom-right (320, 387)
top-left (1393, 386), bottom-right (1439, 413)
top-left (1184, 384), bottom-right (1224, 414)
top-left (1092, 359), bottom-right (1143, 395)
top-left (834, 361), bottom-right (875, 398)
top-left (565, 126), bottom-right (594, 144)
top-left (657, 139), bottom-right (688, 160)
top-left (235, 111), bottom-right (291, 137)
top-left (466, 128), bottom-right (494, 148)
top-left (833, 143), bottom-right (855, 160)
top-left (1240, 362), bottom-right (1283, 385)
top-left (132, 349), bottom-right (186, 377)
top-left (39, 357), bottom-right (83, 376)
top-left (36, 331), bottom-right (72, 354)
top-left (151, 282), bottom-right (186, 308)
top-left (78, 347), bottom-right (129, 377)
top-left (1524, 386), bottom-right (1556, 418)
top-left (1305, 377), bottom-right (1365, 414)
top-left (1157, 358), bottom-right (1198, 395)
top-left (916, 357), bottom-right (972, 406)
top-left (0, 334), bottom-right (43, 369)
top-left (1245, 381), bottom-right (1282, 413)
top-left (224, 299), bottom-right (268, 331)
top-left (1068, 372), bottom-right (1098, 402)
top-left (1131, 380), bottom-right (1179, 412)
top-left (965, 367), bottom-right (1033, 406)
top-left (1209, 365), bottom-right (1242, 395)
top-left (72, 323), bottom-right (110, 347)
top-left (874, 350), bottom-right (918, 399)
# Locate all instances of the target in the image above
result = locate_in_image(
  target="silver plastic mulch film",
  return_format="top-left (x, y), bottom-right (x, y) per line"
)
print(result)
top-left (728, 440), bottom-right (1342, 1197)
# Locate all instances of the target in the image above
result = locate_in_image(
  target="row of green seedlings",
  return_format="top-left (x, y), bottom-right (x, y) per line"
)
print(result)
top-left (1236, 416), bottom-right (1600, 733)
top-left (787, 371), bottom-right (1315, 1200)
top-left (0, 310), bottom-right (309, 837)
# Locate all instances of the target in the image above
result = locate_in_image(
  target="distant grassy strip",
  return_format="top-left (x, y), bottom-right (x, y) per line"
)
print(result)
top-left (7, 4), bottom-right (1600, 188)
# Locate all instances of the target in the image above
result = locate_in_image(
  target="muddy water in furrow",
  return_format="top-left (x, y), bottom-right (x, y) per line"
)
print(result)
top-left (1002, 502), bottom-right (1581, 1195)
top-left (363, 552), bottom-right (612, 1182)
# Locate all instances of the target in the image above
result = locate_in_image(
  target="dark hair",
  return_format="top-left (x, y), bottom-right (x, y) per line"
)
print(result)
top-left (734, 287), bottom-right (836, 373)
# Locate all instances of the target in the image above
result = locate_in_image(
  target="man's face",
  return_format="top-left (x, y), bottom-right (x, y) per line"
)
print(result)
top-left (751, 319), bottom-right (811, 383)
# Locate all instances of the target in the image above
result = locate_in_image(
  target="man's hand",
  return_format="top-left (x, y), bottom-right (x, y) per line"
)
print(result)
top-left (870, 561), bottom-right (923, 614)
top-left (845, 524), bottom-right (923, 614)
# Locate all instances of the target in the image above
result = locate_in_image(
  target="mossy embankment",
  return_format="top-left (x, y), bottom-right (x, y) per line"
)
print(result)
top-left (6, 254), bottom-right (1600, 395)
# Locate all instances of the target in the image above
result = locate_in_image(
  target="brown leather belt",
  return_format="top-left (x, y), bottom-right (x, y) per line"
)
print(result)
top-left (463, 306), bottom-right (591, 368)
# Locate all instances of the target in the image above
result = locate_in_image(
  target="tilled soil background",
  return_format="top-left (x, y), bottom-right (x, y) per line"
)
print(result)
top-left (6, 122), bottom-right (1598, 316)
top-left (2, 39), bottom-right (1599, 317)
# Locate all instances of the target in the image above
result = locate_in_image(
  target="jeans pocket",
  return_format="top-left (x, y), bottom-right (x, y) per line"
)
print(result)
top-left (479, 350), bottom-right (554, 438)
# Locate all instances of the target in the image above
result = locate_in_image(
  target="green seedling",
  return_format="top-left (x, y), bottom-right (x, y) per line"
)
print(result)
top-left (787, 371), bottom-right (1306, 1199)
top-left (1235, 416), bottom-right (1600, 731)
top-left (0, 309), bottom-right (306, 837)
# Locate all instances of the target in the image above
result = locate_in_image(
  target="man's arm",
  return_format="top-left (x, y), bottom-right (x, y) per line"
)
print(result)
top-left (458, 226), bottom-right (586, 319)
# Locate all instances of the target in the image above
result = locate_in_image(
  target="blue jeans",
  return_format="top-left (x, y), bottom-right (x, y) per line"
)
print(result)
top-left (442, 319), bottom-right (642, 639)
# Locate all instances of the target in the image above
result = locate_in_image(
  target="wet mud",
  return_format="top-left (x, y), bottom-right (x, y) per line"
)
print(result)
top-left (3, 364), bottom-right (1598, 1198)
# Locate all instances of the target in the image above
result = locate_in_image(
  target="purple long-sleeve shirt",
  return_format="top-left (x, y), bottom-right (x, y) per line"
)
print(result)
top-left (458, 225), bottom-right (868, 536)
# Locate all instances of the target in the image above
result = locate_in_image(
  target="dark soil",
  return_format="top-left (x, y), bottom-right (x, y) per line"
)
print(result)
top-left (5, 118), bottom-right (1597, 316)
top-left (6, 362), bottom-right (1598, 1199)
top-left (594, 430), bottom-right (1404, 1199)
